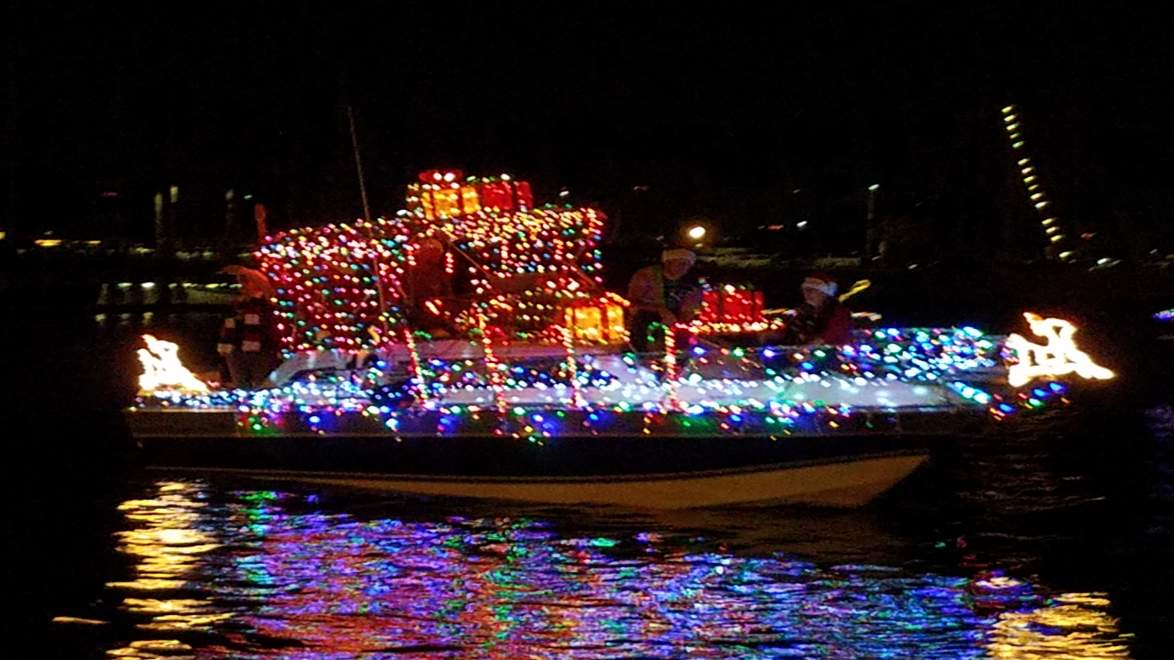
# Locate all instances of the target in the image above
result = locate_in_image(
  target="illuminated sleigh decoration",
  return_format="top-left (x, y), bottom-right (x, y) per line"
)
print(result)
top-left (258, 170), bottom-right (619, 355)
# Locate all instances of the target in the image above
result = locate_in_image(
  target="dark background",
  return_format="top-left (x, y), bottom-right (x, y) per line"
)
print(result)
top-left (5, 1), bottom-right (1174, 258)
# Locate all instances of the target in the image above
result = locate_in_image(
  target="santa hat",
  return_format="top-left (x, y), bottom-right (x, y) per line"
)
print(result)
top-left (661, 248), bottom-right (696, 265)
top-left (801, 272), bottom-right (837, 296)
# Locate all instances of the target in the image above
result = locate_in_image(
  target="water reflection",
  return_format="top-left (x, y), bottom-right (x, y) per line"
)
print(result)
top-left (988, 592), bottom-right (1130, 657)
top-left (88, 480), bottom-right (1135, 657)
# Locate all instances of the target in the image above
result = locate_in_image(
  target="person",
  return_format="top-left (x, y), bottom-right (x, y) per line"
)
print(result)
top-left (404, 238), bottom-right (456, 334)
top-left (626, 248), bottom-right (702, 353)
top-left (787, 272), bottom-right (854, 345)
top-left (217, 266), bottom-right (280, 388)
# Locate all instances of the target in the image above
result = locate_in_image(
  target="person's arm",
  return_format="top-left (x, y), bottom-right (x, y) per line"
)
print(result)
top-left (627, 269), bottom-right (662, 312)
top-left (678, 287), bottom-right (703, 323)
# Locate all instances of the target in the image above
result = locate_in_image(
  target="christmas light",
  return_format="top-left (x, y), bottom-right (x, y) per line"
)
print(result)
top-left (260, 172), bottom-right (614, 354)
top-left (1004, 313), bottom-right (1114, 387)
top-left (136, 334), bottom-right (209, 394)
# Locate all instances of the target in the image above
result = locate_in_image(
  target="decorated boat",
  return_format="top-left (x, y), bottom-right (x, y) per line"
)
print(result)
top-left (125, 171), bottom-right (1116, 508)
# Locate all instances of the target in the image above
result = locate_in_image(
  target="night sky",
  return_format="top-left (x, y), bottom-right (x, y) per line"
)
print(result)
top-left (6, 2), bottom-right (1174, 252)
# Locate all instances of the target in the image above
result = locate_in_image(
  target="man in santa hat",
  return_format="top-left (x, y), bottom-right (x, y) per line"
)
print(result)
top-left (788, 272), bottom-right (854, 345)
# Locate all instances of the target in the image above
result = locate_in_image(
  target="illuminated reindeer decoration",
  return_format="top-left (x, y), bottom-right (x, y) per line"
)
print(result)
top-left (1004, 313), bottom-right (1114, 388)
top-left (137, 334), bottom-right (209, 394)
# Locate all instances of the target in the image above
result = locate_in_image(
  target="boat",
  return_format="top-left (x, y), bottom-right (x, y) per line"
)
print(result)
top-left (124, 170), bottom-right (1116, 508)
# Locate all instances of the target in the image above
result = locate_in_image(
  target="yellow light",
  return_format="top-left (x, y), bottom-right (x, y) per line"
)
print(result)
top-left (1035, 201), bottom-right (1050, 209)
top-left (0, 231), bottom-right (6, 240)
top-left (687, 225), bottom-right (707, 240)
top-left (34, 238), bottom-right (63, 248)
top-left (1017, 158), bottom-right (1031, 166)
top-left (1050, 235), bottom-right (1064, 242)
top-left (1059, 250), bottom-right (1075, 259)
top-left (1002, 105), bottom-right (1015, 114)
top-left (1006, 313), bottom-right (1114, 387)
top-left (1030, 192), bottom-right (1045, 201)
top-left (1012, 141), bottom-right (1025, 149)
top-left (137, 334), bottom-right (209, 394)
top-left (1006, 123), bottom-right (1020, 131)
top-left (986, 592), bottom-right (1126, 658)
top-left (1004, 114), bottom-right (1017, 123)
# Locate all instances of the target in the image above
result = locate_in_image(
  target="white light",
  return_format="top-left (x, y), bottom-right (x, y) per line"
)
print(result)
top-left (1006, 313), bottom-right (1114, 387)
top-left (1012, 141), bottom-right (1025, 149)
top-left (687, 225), bottom-right (707, 240)
top-left (797, 221), bottom-right (808, 229)
top-left (137, 335), bottom-right (209, 394)
top-left (868, 184), bottom-right (880, 192)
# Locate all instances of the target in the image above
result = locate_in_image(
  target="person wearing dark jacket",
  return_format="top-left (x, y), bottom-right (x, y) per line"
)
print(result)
top-left (217, 266), bottom-right (280, 388)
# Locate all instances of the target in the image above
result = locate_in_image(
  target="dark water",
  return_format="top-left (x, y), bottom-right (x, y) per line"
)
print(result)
top-left (7, 306), bottom-right (1174, 657)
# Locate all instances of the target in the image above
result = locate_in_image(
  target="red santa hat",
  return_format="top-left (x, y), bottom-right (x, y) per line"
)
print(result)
top-left (801, 272), bottom-right (838, 296)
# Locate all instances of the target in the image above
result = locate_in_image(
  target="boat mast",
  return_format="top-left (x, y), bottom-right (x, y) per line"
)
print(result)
top-left (346, 104), bottom-right (373, 224)
top-left (346, 104), bottom-right (391, 349)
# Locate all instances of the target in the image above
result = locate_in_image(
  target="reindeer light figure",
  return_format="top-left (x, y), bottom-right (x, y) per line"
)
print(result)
top-left (1004, 313), bottom-right (1114, 388)
top-left (137, 334), bottom-right (209, 394)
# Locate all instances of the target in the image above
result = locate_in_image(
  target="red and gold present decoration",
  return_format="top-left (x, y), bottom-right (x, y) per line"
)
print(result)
top-left (562, 293), bottom-right (629, 344)
top-left (699, 284), bottom-right (765, 325)
top-left (407, 170), bottom-right (534, 221)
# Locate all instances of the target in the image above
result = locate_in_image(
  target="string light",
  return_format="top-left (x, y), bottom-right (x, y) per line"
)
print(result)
top-left (137, 167), bottom-right (1117, 440)
top-left (136, 319), bottom-right (1107, 436)
top-left (1001, 105), bottom-right (1075, 261)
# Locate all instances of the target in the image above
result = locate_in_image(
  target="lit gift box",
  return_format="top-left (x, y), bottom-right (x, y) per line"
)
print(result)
top-left (563, 296), bottom-right (628, 343)
top-left (700, 285), bottom-right (765, 324)
top-left (477, 177), bottom-right (534, 212)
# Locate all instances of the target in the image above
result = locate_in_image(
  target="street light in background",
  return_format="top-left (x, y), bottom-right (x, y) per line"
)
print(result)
top-left (682, 220), bottom-right (712, 249)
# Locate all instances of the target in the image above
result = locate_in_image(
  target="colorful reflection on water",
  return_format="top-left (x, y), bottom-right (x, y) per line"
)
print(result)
top-left (75, 480), bottom-right (1134, 657)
